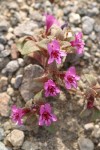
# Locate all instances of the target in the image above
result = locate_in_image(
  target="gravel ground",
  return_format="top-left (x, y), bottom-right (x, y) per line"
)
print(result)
top-left (0, 0), bottom-right (100, 150)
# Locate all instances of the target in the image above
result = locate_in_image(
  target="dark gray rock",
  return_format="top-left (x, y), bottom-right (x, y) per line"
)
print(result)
top-left (14, 74), bottom-right (23, 89)
top-left (20, 64), bottom-right (44, 101)
top-left (0, 58), bottom-right (10, 70)
top-left (0, 36), bottom-right (7, 45)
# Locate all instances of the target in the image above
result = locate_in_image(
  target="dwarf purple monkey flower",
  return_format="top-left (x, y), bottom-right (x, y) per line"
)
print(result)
top-left (47, 40), bottom-right (66, 64)
top-left (11, 105), bottom-right (25, 125)
top-left (45, 14), bottom-right (60, 33)
top-left (64, 67), bottom-right (80, 89)
top-left (44, 79), bottom-right (60, 97)
top-left (70, 32), bottom-right (85, 55)
top-left (39, 103), bottom-right (57, 126)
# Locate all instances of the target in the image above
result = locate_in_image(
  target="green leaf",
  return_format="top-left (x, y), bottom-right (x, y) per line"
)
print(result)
top-left (92, 108), bottom-right (100, 120)
top-left (44, 124), bottom-right (56, 133)
top-left (18, 40), bottom-right (40, 55)
top-left (34, 90), bottom-right (43, 100)
top-left (33, 89), bottom-right (44, 104)
top-left (80, 108), bottom-right (91, 118)
top-left (37, 39), bottom-right (50, 50)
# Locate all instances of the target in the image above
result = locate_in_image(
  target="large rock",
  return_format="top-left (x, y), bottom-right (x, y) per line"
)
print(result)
top-left (78, 137), bottom-right (94, 150)
top-left (6, 129), bottom-right (24, 147)
top-left (20, 64), bottom-right (44, 101)
top-left (0, 93), bottom-right (10, 117)
top-left (82, 16), bottom-right (95, 35)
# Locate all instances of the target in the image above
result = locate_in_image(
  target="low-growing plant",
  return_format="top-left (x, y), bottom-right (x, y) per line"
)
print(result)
top-left (11, 14), bottom-right (100, 130)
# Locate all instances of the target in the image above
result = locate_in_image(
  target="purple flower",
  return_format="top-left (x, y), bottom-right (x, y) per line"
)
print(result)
top-left (48, 40), bottom-right (66, 64)
top-left (44, 79), bottom-right (60, 97)
top-left (87, 101), bottom-right (94, 109)
top-left (11, 105), bottom-right (25, 125)
top-left (87, 94), bottom-right (94, 109)
top-left (39, 103), bottom-right (57, 126)
top-left (45, 14), bottom-right (60, 33)
top-left (64, 67), bottom-right (80, 89)
top-left (70, 32), bottom-right (85, 55)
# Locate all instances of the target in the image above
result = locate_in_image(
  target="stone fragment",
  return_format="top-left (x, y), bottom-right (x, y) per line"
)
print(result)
top-left (0, 20), bottom-right (9, 32)
top-left (6, 129), bottom-right (24, 147)
top-left (0, 76), bottom-right (8, 92)
top-left (0, 50), bottom-right (11, 58)
top-left (22, 141), bottom-right (38, 150)
top-left (5, 60), bottom-right (19, 73)
top-left (84, 123), bottom-right (94, 131)
top-left (0, 142), bottom-right (8, 150)
top-left (18, 58), bottom-right (25, 67)
top-left (14, 74), bottom-right (23, 89)
top-left (69, 13), bottom-right (81, 24)
top-left (82, 16), bottom-right (95, 35)
top-left (0, 44), bottom-right (4, 52)
top-left (14, 20), bottom-right (38, 36)
top-left (78, 137), bottom-right (94, 150)
top-left (7, 87), bottom-right (14, 96)
top-left (0, 93), bottom-right (10, 117)
top-left (92, 125), bottom-right (100, 138)
top-left (0, 128), bottom-right (4, 141)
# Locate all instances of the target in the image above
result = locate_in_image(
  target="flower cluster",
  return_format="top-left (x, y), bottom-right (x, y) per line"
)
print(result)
top-left (11, 14), bottom-right (86, 128)
top-left (48, 40), bottom-right (66, 64)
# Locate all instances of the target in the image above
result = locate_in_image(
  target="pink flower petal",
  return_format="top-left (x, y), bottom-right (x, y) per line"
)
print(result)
top-left (45, 103), bottom-right (51, 113)
top-left (68, 66), bottom-right (76, 75)
top-left (45, 14), bottom-right (60, 33)
top-left (65, 82), bottom-right (71, 89)
top-left (48, 57), bottom-right (54, 64)
top-left (45, 119), bottom-right (51, 126)
top-left (39, 116), bottom-right (44, 126)
top-left (40, 105), bottom-right (45, 115)
top-left (56, 57), bottom-right (61, 64)
top-left (60, 51), bottom-right (67, 57)
top-left (51, 114), bottom-right (57, 122)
